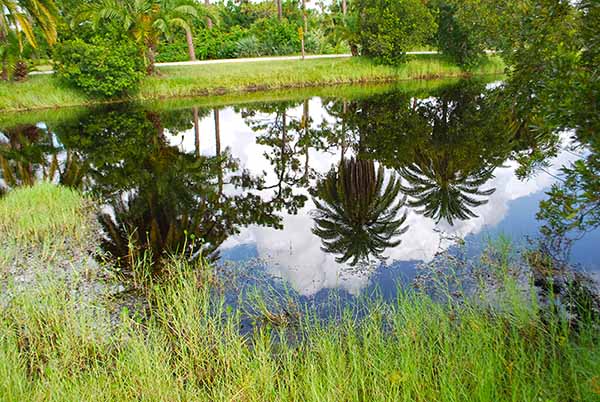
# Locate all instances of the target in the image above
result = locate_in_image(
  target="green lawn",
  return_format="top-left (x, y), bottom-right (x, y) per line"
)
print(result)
top-left (0, 55), bottom-right (505, 112)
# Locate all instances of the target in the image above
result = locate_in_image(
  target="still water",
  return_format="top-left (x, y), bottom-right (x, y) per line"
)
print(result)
top-left (1, 79), bottom-right (598, 301)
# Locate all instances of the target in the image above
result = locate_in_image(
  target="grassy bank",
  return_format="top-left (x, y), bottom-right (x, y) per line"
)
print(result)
top-left (1, 184), bottom-right (599, 401)
top-left (0, 77), bottom-right (467, 128)
top-left (0, 55), bottom-right (505, 112)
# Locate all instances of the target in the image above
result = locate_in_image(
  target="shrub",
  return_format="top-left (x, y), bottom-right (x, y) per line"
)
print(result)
top-left (250, 18), bottom-right (301, 56)
top-left (53, 35), bottom-right (145, 98)
top-left (356, 0), bottom-right (437, 65)
top-left (305, 28), bottom-right (335, 54)
top-left (195, 27), bottom-right (248, 60)
top-left (155, 42), bottom-right (189, 63)
top-left (235, 35), bottom-right (263, 58)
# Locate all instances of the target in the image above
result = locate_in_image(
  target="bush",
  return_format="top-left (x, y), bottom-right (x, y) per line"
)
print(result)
top-left (155, 42), bottom-right (189, 63)
top-left (305, 28), bottom-right (336, 54)
top-left (356, 0), bottom-right (437, 65)
top-left (195, 27), bottom-right (248, 60)
top-left (235, 35), bottom-right (263, 58)
top-left (53, 35), bottom-right (145, 98)
top-left (250, 18), bottom-right (301, 56)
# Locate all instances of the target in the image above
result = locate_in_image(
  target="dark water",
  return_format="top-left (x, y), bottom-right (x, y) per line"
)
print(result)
top-left (1, 79), bottom-right (598, 301)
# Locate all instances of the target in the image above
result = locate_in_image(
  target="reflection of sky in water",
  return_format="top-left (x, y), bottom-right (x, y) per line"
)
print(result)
top-left (166, 98), bottom-right (599, 297)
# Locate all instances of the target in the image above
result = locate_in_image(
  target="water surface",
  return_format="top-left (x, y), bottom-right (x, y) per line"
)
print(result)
top-left (1, 79), bottom-right (598, 302)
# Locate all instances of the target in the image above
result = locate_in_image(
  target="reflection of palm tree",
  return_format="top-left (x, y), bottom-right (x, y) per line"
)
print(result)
top-left (312, 157), bottom-right (409, 267)
top-left (193, 106), bottom-right (201, 157)
top-left (97, 145), bottom-right (227, 274)
top-left (214, 108), bottom-right (223, 194)
top-left (398, 151), bottom-right (496, 225)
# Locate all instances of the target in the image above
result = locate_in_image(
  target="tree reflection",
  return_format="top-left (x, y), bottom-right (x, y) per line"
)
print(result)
top-left (0, 123), bottom-right (87, 190)
top-left (341, 81), bottom-right (512, 225)
top-left (53, 106), bottom-right (290, 275)
top-left (398, 156), bottom-right (495, 225)
top-left (311, 157), bottom-right (408, 267)
top-left (241, 100), bottom-right (313, 213)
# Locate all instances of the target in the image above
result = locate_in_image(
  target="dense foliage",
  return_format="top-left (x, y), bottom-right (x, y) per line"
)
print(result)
top-left (429, 0), bottom-right (487, 67)
top-left (53, 34), bottom-right (145, 97)
top-left (355, 0), bottom-right (437, 65)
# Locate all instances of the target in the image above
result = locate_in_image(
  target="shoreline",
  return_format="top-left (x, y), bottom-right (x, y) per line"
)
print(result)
top-left (0, 55), bottom-right (505, 113)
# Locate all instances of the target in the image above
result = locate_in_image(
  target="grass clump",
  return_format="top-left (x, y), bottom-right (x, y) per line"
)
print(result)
top-left (0, 183), bottom-right (89, 243)
top-left (0, 183), bottom-right (97, 277)
top-left (0, 55), bottom-right (505, 112)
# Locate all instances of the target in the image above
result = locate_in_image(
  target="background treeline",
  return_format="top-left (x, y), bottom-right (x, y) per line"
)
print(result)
top-left (1, 0), bottom-right (597, 99)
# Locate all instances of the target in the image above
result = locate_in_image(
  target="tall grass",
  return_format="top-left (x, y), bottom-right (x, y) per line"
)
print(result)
top-left (1, 185), bottom-right (598, 401)
top-left (0, 55), bottom-right (505, 112)
top-left (0, 183), bottom-right (96, 275)
top-left (1, 260), bottom-right (599, 401)
top-left (0, 182), bottom-right (89, 242)
top-left (143, 55), bottom-right (504, 100)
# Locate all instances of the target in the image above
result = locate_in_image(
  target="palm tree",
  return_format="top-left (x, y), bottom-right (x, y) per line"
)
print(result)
top-left (0, 0), bottom-right (58, 79)
top-left (0, 0), bottom-right (58, 47)
top-left (78, 0), bottom-right (198, 74)
top-left (0, 29), bottom-right (17, 81)
top-left (312, 157), bottom-right (409, 267)
top-left (398, 150), bottom-right (496, 225)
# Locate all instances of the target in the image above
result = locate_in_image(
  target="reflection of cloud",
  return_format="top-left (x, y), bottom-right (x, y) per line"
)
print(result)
top-left (223, 214), bottom-right (370, 296)
top-left (171, 101), bottom-right (578, 296)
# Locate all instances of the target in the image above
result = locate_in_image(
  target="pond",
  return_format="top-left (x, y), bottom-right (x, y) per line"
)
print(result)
top-left (1, 78), bottom-right (599, 304)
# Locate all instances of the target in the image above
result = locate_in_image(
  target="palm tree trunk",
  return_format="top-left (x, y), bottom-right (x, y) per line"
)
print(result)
top-left (279, 110), bottom-right (287, 194)
top-left (342, 0), bottom-right (347, 15)
top-left (205, 0), bottom-right (213, 29)
top-left (185, 28), bottom-right (196, 61)
top-left (146, 44), bottom-right (157, 75)
top-left (276, 0), bottom-right (283, 20)
top-left (193, 107), bottom-right (200, 157)
top-left (302, 0), bottom-right (308, 32)
top-left (1, 58), bottom-right (8, 81)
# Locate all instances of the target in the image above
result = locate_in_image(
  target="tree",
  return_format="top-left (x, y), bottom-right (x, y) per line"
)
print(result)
top-left (0, 0), bottom-right (58, 79)
top-left (354, 0), bottom-right (436, 64)
top-left (504, 1), bottom-right (600, 258)
top-left (312, 157), bottom-right (409, 267)
top-left (0, 0), bottom-right (58, 48)
top-left (78, 0), bottom-right (199, 74)
top-left (50, 105), bottom-right (288, 275)
top-left (0, 122), bottom-right (87, 189)
top-left (242, 100), bottom-right (311, 214)
top-left (341, 81), bottom-right (515, 225)
top-left (429, 0), bottom-right (488, 67)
